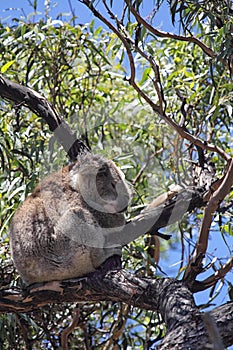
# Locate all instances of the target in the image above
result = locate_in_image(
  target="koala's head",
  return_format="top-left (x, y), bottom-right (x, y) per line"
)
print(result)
top-left (70, 152), bottom-right (130, 213)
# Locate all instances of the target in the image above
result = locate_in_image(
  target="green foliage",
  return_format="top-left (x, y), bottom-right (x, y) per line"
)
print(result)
top-left (0, 0), bottom-right (233, 348)
top-left (168, 0), bottom-right (232, 30)
top-left (0, 15), bottom-right (167, 349)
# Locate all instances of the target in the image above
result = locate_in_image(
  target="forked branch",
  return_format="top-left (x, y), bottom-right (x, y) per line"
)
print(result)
top-left (81, 0), bottom-right (230, 163)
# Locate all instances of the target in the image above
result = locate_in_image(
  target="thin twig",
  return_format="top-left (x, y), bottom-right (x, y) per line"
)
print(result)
top-left (132, 149), bottom-right (163, 185)
top-left (60, 308), bottom-right (80, 350)
top-left (103, 304), bottom-right (130, 350)
top-left (193, 257), bottom-right (233, 292)
top-left (81, 1), bottom-right (230, 162)
top-left (124, 0), bottom-right (216, 58)
top-left (102, 0), bottom-right (166, 112)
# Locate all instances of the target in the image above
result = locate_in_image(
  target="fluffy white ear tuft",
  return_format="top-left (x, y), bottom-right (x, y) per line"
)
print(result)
top-left (69, 170), bottom-right (80, 191)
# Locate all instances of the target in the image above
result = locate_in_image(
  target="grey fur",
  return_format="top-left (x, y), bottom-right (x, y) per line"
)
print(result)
top-left (10, 153), bottom-right (130, 284)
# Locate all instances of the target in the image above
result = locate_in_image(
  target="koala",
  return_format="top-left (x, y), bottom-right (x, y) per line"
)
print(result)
top-left (10, 152), bottom-right (130, 284)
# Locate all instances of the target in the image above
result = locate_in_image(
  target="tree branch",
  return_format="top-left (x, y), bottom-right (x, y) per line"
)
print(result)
top-left (0, 267), bottom-right (232, 348)
top-left (0, 74), bottom-right (90, 161)
top-left (190, 257), bottom-right (233, 293)
top-left (123, 186), bottom-right (206, 241)
top-left (61, 308), bottom-right (81, 350)
top-left (80, 1), bottom-right (230, 163)
top-left (184, 159), bottom-right (233, 282)
top-left (124, 0), bottom-right (216, 58)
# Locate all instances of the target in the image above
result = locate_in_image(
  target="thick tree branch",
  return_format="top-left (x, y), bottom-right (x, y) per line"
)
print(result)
top-left (0, 267), bottom-right (189, 315)
top-left (0, 74), bottom-right (90, 161)
top-left (0, 267), bottom-right (232, 348)
top-left (0, 73), bottom-right (223, 257)
top-left (122, 186), bottom-right (206, 244)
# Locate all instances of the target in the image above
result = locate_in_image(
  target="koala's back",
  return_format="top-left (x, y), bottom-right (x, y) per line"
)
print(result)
top-left (10, 165), bottom-right (123, 284)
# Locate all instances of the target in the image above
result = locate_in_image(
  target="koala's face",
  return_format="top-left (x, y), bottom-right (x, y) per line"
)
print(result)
top-left (95, 160), bottom-right (130, 213)
top-left (70, 153), bottom-right (130, 214)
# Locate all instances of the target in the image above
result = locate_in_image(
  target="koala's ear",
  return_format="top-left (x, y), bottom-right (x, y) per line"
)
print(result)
top-left (69, 170), bottom-right (80, 191)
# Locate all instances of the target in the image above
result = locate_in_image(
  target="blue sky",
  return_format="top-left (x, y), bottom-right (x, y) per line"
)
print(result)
top-left (0, 0), bottom-right (175, 31)
top-left (0, 0), bottom-right (233, 317)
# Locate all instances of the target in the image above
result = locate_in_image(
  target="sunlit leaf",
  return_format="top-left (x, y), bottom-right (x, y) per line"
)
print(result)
top-left (1, 60), bottom-right (15, 73)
